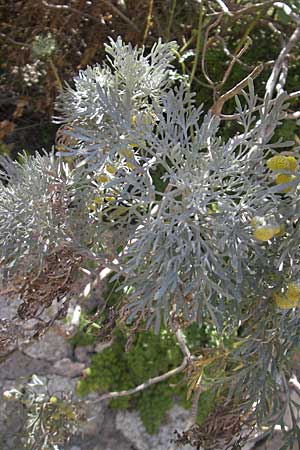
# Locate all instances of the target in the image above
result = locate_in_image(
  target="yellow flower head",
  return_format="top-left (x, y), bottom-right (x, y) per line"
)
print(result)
top-left (275, 174), bottom-right (294, 193)
top-left (273, 292), bottom-right (298, 309)
top-left (119, 148), bottom-right (134, 159)
top-left (286, 283), bottom-right (300, 302)
top-left (267, 155), bottom-right (290, 171)
top-left (287, 156), bottom-right (297, 171)
top-left (96, 174), bottom-right (109, 183)
top-left (253, 227), bottom-right (280, 242)
top-left (252, 216), bottom-right (281, 241)
top-left (106, 164), bottom-right (117, 174)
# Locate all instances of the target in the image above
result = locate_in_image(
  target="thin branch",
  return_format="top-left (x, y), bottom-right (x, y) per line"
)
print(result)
top-left (102, 0), bottom-right (139, 31)
top-left (207, 0), bottom-right (277, 18)
top-left (210, 64), bottom-right (263, 115)
top-left (287, 90), bottom-right (300, 100)
top-left (219, 88), bottom-right (300, 120)
top-left (289, 375), bottom-right (300, 394)
top-left (0, 32), bottom-right (30, 48)
top-left (167, 0), bottom-right (177, 39)
top-left (285, 111), bottom-right (300, 120)
top-left (42, 0), bottom-right (139, 31)
top-left (91, 326), bottom-right (194, 403)
top-left (231, 0), bottom-right (278, 19)
top-left (215, 35), bottom-right (253, 71)
top-left (201, 14), bottom-right (223, 87)
top-left (142, 0), bottom-right (154, 44)
top-left (92, 357), bottom-right (189, 402)
top-left (274, 2), bottom-right (300, 23)
top-left (190, 1), bottom-right (205, 86)
top-left (215, 0), bottom-right (232, 16)
top-left (218, 36), bottom-right (252, 89)
top-left (188, 384), bottom-right (203, 426)
top-left (175, 328), bottom-right (191, 360)
top-left (41, 0), bottom-right (103, 24)
top-left (265, 22), bottom-right (300, 99)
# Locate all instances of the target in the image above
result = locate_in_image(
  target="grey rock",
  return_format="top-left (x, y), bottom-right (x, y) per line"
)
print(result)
top-left (116, 405), bottom-right (195, 450)
top-left (23, 329), bottom-right (71, 362)
top-left (47, 374), bottom-right (77, 396)
top-left (74, 345), bottom-right (93, 363)
top-left (0, 350), bottom-right (51, 381)
top-left (52, 358), bottom-right (85, 378)
top-left (79, 399), bottom-right (106, 436)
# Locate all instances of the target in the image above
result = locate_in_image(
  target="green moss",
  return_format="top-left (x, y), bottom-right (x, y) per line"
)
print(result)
top-left (77, 324), bottom-right (218, 434)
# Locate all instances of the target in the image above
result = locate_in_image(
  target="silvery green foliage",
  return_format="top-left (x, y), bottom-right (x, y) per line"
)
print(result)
top-left (56, 37), bottom-right (300, 332)
top-left (0, 152), bottom-right (99, 281)
top-left (3, 37), bottom-right (300, 447)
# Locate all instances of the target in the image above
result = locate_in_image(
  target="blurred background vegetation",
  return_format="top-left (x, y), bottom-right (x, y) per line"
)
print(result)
top-left (1, 0), bottom-right (300, 159)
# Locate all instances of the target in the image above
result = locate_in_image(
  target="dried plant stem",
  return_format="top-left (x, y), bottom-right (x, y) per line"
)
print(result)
top-left (210, 64), bottom-right (263, 115)
top-left (49, 58), bottom-right (62, 90)
top-left (143, 0), bottom-right (154, 44)
top-left (167, 0), bottom-right (177, 39)
top-left (266, 22), bottom-right (300, 99)
top-left (190, 0), bottom-right (204, 86)
top-left (188, 384), bottom-right (203, 426)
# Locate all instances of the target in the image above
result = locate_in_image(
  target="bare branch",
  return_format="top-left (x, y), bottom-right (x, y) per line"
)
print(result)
top-left (41, 0), bottom-right (139, 31)
top-left (285, 111), bottom-right (300, 120)
top-left (0, 32), bottom-right (30, 48)
top-left (102, 0), bottom-right (139, 32)
top-left (233, 1), bottom-right (278, 19)
top-left (175, 328), bottom-right (191, 360)
top-left (219, 89), bottom-right (300, 121)
top-left (41, 0), bottom-right (103, 24)
top-left (187, 385), bottom-right (203, 427)
top-left (210, 64), bottom-right (263, 115)
top-left (274, 2), bottom-right (300, 23)
top-left (92, 357), bottom-right (188, 402)
top-left (287, 90), bottom-right (300, 100)
top-left (215, 0), bottom-right (232, 16)
top-left (207, 0), bottom-right (277, 18)
top-left (201, 15), bottom-right (223, 87)
top-left (218, 36), bottom-right (252, 89)
top-left (265, 23), bottom-right (300, 99)
top-left (289, 375), bottom-right (300, 394)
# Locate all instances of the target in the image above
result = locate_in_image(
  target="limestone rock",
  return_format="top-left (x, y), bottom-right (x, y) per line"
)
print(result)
top-left (23, 329), bottom-right (71, 362)
top-left (116, 405), bottom-right (195, 450)
top-left (52, 358), bottom-right (85, 378)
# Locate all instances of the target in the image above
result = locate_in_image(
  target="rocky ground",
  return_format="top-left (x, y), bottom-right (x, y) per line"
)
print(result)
top-left (0, 296), bottom-right (299, 450)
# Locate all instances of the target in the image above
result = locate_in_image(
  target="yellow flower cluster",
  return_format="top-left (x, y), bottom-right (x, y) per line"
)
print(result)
top-left (251, 217), bottom-right (283, 242)
top-left (273, 283), bottom-right (300, 309)
top-left (267, 155), bottom-right (297, 193)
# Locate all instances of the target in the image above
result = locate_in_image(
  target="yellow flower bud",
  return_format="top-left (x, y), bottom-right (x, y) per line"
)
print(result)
top-left (106, 164), bottom-right (117, 174)
top-left (274, 292), bottom-right (298, 309)
top-left (125, 161), bottom-right (135, 170)
top-left (253, 227), bottom-right (280, 241)
top-left (287, 156), bottom-right (297, 171)
top-left (96, 174), bottom-right (109, 183)
top-left (104, 196), bottom-right (116, 202)
top-left (119, 148), bottom-right (134, 159)
top-left (49, 396), bottom-right (58, 404)
top-left (131, 114), bottom-right (137, 127)
top-left (275, 174), bottom-right (294, 193)
top-left (267, 155), bottom-right (290, 171)
top-left (286, 283), bottom-right (300, 302)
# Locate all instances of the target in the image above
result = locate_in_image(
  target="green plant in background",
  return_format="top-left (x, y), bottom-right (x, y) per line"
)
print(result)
top-left (77, 324), bottom-right (218, 434)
